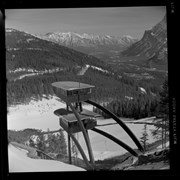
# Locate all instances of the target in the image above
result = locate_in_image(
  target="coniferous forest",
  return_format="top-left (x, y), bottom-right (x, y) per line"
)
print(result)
top-left (7, 65), bottom-right (166, 120)
top-left (6, 27), bottom-right (168, 124)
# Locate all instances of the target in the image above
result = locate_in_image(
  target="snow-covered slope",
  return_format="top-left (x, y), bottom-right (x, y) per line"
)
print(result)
top-left (122, 15), bottom-right (167, 61)
top-left (8, 144), bottom-right (85, 172)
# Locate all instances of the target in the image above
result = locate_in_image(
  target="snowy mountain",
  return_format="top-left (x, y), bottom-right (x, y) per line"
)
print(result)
top-left (39, 32), bottom-right (138, 49)
top-left (121, 15), bottom-right (167, 63)
top-left (37, 32), bottom-right (138, 62)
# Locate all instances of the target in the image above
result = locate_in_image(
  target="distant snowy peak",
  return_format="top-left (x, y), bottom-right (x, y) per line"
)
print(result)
top-left (39, 32), bottom-right (138, 48)
top-left (119, 35), bottom-right (138, 45)
top-left (6, 28), bottom-right (138, 52)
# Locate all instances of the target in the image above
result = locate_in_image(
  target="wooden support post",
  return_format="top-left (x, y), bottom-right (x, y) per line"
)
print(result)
top-left (66, 103), bottom-right (69, 111)
top-left (69, 133), bottom-right (93, 170)
top-left (68, 103), bottom-right (95, 166)
top-left (68, 134), bottom-right (72, 164)
top-left (86, 130), bottom-right (95, 164)
top-left (79, 102), bottom-right (83, 112)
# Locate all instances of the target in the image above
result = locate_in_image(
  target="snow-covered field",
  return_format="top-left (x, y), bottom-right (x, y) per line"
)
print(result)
top-left (78, 119), bottom-right (155, 160)
top-left (7, 96), bottom-right (157, 163)
top-left (8, 144), bottom-right (85, 172)
top-left (7, 95), bottom-right (93, 131)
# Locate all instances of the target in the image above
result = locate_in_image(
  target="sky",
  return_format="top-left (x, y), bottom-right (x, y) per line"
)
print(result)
top-left (5, 7), bottom-right (166, 39)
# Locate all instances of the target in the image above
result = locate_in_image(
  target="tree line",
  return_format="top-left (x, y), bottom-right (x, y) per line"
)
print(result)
top-left (93, 93), bottom-right (159, 119)
top-left (8, 128), bottom-right (67, 157)
top-left (7, 67), bottom-right (164, 121)
top-left (7, 67), bottom-right (161, 106)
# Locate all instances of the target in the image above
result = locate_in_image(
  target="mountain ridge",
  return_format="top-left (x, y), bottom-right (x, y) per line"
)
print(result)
top-left (5, 28), bottom-right (111, 73)
top-left (38, 31), bottom-right (138, 48)
top-left (121, 15), bottom-right (167, 63)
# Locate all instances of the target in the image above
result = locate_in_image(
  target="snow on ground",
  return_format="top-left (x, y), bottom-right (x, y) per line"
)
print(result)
top-left (7, 96), bottom-right (157, 161)
top-left (8, 144), bottom-right (85, 172)
top-left (7, 95), bottom-right (93, 131)
top-left (156, 141), bottom-right (169, 149)
top-left (75, 118), bottom-right (156, 161)
top-left (139, 87), bottom-right (147, 94)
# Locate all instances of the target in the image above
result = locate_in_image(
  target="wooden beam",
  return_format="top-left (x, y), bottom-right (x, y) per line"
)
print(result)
top-left (68, 103), bottom-right (95, 166)
top-left (68, 134), bottom-right (72, 164)
top-left (69, 133), bottom-right (93, 170)
top-left (85, 100), bottom-right (144, 153)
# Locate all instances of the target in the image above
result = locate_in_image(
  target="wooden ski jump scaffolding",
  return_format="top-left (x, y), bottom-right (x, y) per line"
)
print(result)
top-left (52, 81), bottom-right (144, 170)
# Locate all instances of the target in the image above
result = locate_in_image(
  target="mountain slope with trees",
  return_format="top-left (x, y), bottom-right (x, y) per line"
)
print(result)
top-left (6, 28), bottom-right (111, 73)
top-left (6, 28), bottom-right (167, 120)
top-left (121, 15), bottom-right (167, 69)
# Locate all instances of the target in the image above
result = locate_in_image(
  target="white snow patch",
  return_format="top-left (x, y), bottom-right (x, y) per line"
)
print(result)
top-left (17, 73), bottom-right (40, 80)
top-left (9, 68), bottom-right (66, 81)
top-left (6, 29), bottom-right (14, 32)
top-left (156, 141), bottom-right (169, 149)
top-left (90, 65), bottom-right (109, 74)
top-left (77, 65), bottom-right (90, 76)
top-left (139, 87), bottom-right (147, 94)
top-left (125, 96), bottom-right (133, 100)
top-left (7, 95), bottom-right (93, 131)
top-left (8, 48), bottom-right (20, 51)
top-left (26, 38), bottom-right (35, 43)
top-left (151, 32), bottom-right (155, 36)
top-left (26, 48), bottom-right (43, 50)
top-left (8, 144), bottom-right (85, 172)
top-left (30, 135), bottom-right (40, 144)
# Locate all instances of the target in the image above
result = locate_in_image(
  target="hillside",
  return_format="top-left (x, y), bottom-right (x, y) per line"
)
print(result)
top-left (6, 28), bottom-right (167, 120)
top-left (6, 28), bottom-right (110, 73)
top-left (121, 15), bottom-right (167, 67)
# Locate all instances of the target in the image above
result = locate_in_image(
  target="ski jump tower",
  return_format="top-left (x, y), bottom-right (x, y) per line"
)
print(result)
top-left (52, 81), bottom-right (144, 170)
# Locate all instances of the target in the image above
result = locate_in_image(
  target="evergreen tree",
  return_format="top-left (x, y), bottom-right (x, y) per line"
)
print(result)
top-left (54, 130), bottom-right (67, 155)
top-left (71, 133), bottom-right (79, 165)
top-left (29, 138), bottom-right (35, 148)
top-left (151, 78), bottom-right (169, 148)
top-left (140, 124), bottom-right (149, 151)
top-left (37, 134), bottom-right (46, 151)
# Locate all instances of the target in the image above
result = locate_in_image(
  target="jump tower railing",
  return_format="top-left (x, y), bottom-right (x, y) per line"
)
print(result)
top-left (52, 81), bottom-right (144, 170)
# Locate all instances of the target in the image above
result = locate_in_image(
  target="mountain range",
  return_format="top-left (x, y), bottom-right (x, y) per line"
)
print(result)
top-left (121, 15), bottom-right (167, 64)
top-left (35, 14), bottom-right (167, 68)
top-left (6, 14), bottom-right (167, 87)
top-left (38, 32), bottom-right (138, 50)
top-left (37, 32), bottom-right (138, 62)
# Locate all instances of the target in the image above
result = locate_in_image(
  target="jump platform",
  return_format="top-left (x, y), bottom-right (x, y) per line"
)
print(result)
top-left (51, 81), bottom-right (145, 169)
top-left (52, 81), bottom-right (95, 103)
top-left (54, 108), bottom-right (99, 133)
